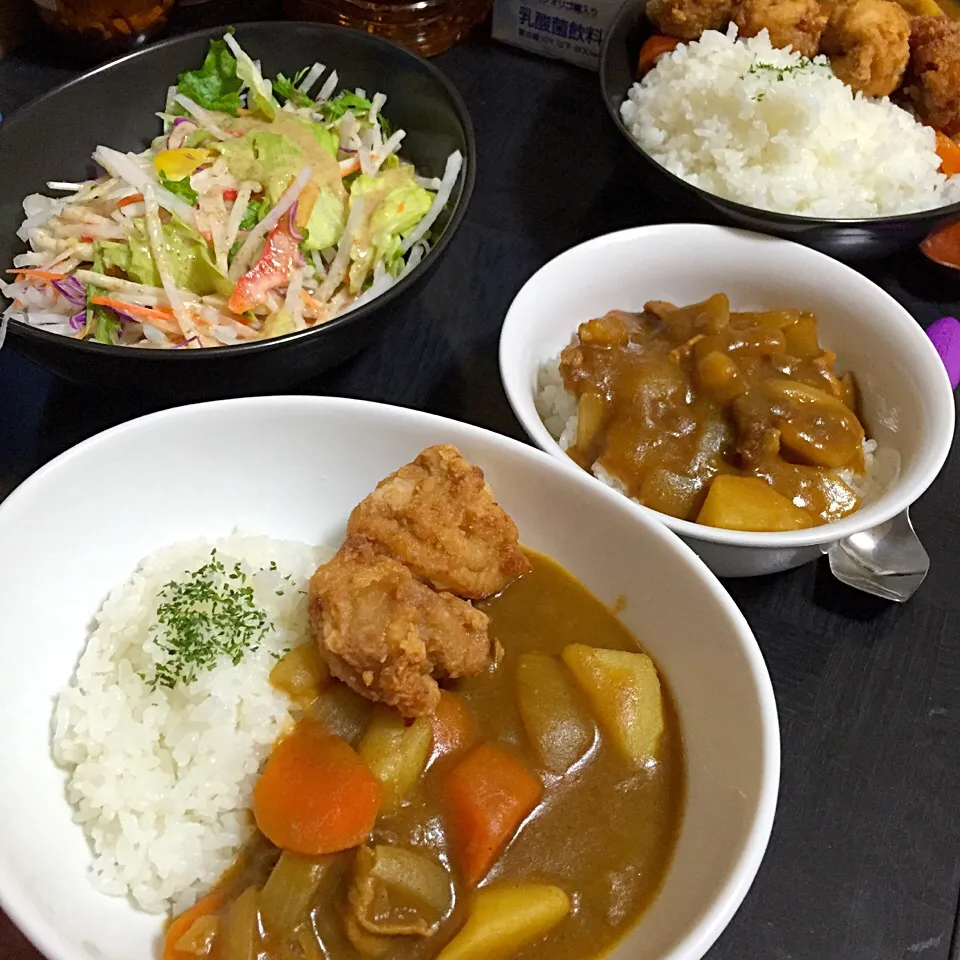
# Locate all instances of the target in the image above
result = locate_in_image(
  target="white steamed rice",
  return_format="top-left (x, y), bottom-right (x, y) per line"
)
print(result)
top-left (52, 534), bottom-right (328, 914)
top-left (620, 26), bottom-right (960, 218)
top-left (536, 356), bottom-right (900, 508)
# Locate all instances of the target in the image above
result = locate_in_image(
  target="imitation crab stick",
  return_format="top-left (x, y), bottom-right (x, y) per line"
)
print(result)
top-left (228, 217), bottom-right (299, 314)
top-left (117, 193), bottom-right (144, 208)
top-left (253, 719), bottom-right (382, 856)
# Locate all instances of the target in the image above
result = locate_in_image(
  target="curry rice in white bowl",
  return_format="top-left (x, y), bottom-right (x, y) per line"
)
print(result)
top-left (0, 397), bottom-right (776, 960)
top-left (499, 224), bottom-right (955, 578)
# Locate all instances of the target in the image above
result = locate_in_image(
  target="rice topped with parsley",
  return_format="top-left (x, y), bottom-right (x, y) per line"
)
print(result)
top-left (52, 534), bottom-right (328, 914)
top-left (620, 26), bottom-right (960, 217)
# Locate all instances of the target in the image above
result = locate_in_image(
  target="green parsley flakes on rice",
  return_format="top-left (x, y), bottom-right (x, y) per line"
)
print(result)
top-left (620, 26), bottom-right (960, 218)
top-left (52, 534), bottom-right (328, 914)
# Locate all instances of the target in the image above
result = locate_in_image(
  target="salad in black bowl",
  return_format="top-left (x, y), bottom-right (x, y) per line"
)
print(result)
top-left (0, 22), bottom-right (475, 395)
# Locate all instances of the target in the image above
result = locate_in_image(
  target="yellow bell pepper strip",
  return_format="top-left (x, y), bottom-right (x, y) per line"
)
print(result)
top-left (153, 148), bottom-right (212, 181)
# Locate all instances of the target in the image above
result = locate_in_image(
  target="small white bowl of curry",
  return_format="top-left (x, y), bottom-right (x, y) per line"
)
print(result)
top-left (500, 224), bottom-right (955, 578)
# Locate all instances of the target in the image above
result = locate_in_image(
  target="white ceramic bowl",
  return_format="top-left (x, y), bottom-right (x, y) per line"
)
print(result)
top-left (0, 397), bottom-right (777, 960)
top-left (500, 224), bottom-right (956, 577)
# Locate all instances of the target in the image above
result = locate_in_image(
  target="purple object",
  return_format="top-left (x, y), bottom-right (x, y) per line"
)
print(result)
top-left (287, 202), bottom-right (304, 243)
top-left (68, 311), bottom-right (86, 332)
top-left (52, 276), bottom-right (86, 306)
top-left (927, 316), bottom-right (960, 390)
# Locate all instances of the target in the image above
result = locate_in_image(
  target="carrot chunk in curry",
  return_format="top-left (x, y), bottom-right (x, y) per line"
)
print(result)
top-left (558, 293), bottom-right (871, 532)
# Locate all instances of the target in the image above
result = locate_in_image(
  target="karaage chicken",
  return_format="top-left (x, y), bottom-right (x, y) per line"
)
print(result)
top-left (347, 444), bottom-right (531, 600)
top-left (820, 0), bottom-right (911, 97)
top-left (647, 0), bottom-right (735, 40)
top-left (309, 536), bottom-right (498, 717)
top-left (905, 15), bottom-right (960, 137)
top-left (732, 0), bottom-right (829, 57)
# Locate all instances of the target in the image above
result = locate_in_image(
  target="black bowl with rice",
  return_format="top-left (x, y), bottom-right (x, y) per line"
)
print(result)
top-left (599, 0), bottom-right (960, 259)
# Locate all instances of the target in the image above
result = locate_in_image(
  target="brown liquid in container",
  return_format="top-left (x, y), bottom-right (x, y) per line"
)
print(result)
top-left (31, 0), bottom-right (175, 56)
top-left (283, 0), bottom-right (493, 56)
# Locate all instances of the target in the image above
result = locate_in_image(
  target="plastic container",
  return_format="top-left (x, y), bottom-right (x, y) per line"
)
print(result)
top-left (283, 0), bottom-right (493, 56)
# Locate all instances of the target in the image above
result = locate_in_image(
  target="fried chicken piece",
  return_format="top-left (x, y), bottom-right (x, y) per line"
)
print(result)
top-left (820, 0), bottom-right (911, 97)
top-left (347, 445), bottom-right (531, 600)
top-left (732, 0), bottom-right (828, 57)
top-left (905, 15), bottom-right (960, 137)
top-left (310, 537), bottom-right (497, 717)
top-left (646, 0), bottom-right (735, 40)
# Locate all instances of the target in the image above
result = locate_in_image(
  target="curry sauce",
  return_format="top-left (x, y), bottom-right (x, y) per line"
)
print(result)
top-left (167, 551), bottom-right (684, 960)
top-left (559, 294), bottom-right (870, 532)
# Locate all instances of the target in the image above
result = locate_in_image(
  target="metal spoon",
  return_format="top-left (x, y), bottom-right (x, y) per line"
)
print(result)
top-left (826, 509), bottom-right (929, 602)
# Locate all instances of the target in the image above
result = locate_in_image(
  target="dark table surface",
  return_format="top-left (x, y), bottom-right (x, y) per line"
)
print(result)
top-left (2, 3), bottom-right (960, 959)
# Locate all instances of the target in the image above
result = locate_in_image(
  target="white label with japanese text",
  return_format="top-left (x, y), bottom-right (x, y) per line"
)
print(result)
top-left (492, 0), bottom-right (622, 70)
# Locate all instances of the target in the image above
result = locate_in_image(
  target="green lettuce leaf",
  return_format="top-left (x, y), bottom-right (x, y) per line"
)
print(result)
top-left (159, 171), bottom-right (199, 206)
top-left (311, 123), bottom-right (339, 158)
top-left (97, 240), bottom-right (130, 275)
top-left (274, 73), bottom-right (314, 109)
top-left (229, 36), bottom-right (278, 120)
top-left (81, 246), bottom-right (121, 343)
top-left (319, 90), bottom-right (374, 123)
top-left (162, 217), bottom-right (234, 297)
top-left (238, 196), bottom-right (267, 232)
top-left (176, 38), bottom-right (243, 115)
top-left (370, 183), bottom-right (432, 255)
top-left (217, 131), bottom-right (303, 204)
top-left (302, 187), bottom-right (346, 252)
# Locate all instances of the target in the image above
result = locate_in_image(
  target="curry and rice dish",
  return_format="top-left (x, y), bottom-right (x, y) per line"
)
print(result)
top-left (52, 446), bottom-right (683, 960)
top-left (621, 0), bottom-right (960, 217)
top-left (537, 294), bottom-right (876, 532)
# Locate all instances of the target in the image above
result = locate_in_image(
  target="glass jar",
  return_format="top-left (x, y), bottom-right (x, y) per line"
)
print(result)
top-left (283, 0), bottom-right (493, 57)
top-left (30, 0), bottom-right (176, 59)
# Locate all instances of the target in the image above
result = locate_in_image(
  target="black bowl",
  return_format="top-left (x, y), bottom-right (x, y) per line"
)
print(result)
top-left (0, 22), bottom-right (475, 397)
top-left (599, 0), bottom-right (960, 260)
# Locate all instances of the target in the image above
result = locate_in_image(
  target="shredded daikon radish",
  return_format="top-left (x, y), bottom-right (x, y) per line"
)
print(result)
top-left (298, 62), bottom-right (325, 95)
top-left (317, 70), bottom-right (339, 103)
top-left (143, 184), bottom-right (196, 338)
top-left (46, 181), bottom-right (90, 192)
top-left (13, 252), bottom-right (50, 268)
top-left (310, 250), bottom-right (327, 281)
top-left (172, 94), bottom-right (232, 141)
top-left (402, 151), bottom-right (463, 252)
top-left (317, 197), bottom-right (364, 303)
top-left (94, 146), bottom-right (195, 223)
top-left (284, 267), bottom-right (307, 329)
top-left (369, 93), bottom-right (387, 124)
top-left (229, 166), bottom-right (312, 280)
top-left (358, 128), bottom-right (375, 176)
top-left (373, 130), bottom-right (406, 172)
top-left (223, 182), bottom-right (254, 261)
top-left (52, 223), bottom-right (130, 241)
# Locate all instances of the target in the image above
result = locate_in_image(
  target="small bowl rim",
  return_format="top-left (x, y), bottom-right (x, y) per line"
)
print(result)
top-left (499, 222), bottom-right (957, 550)
top-left (0, 21), bottom-right (477, 361)
top-left (0, 394), bottom-right (780, 960)
top-left (598, 0), bottom-right (960, 230)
